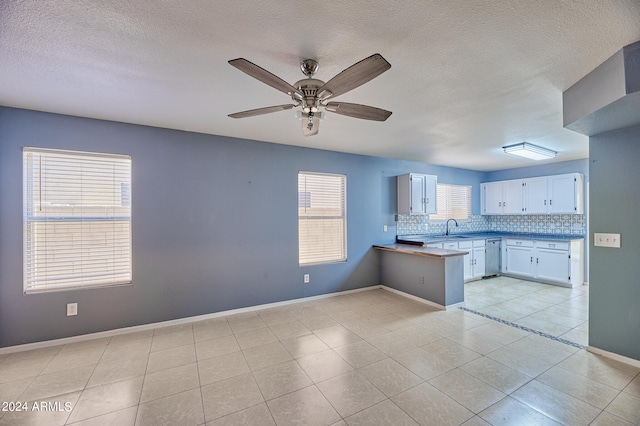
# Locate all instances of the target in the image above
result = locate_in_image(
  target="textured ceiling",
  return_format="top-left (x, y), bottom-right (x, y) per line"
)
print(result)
top-left (1, 1), bottom-right (640, 171)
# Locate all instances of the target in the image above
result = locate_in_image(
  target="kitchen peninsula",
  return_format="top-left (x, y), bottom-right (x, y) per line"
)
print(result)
top-left (373, 243), bottom-right (467, 309)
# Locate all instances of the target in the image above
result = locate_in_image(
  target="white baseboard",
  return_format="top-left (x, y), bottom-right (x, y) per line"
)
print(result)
top-left (0, 285), bottom-right (381, 355)
top-left (588, 346), bottom-right (640, 369)
top-left (379, 285), bottom-right (449, 310)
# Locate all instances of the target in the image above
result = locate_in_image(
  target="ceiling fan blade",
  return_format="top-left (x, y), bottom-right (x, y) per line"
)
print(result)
top-left (318, 54), bottom-right (391, 99)
top-left (228, 104), bottom-right (297, 119)
top-left (229, 58), bottom-right (302, 96)
top-left (324, 102), bottom-right (392, 121)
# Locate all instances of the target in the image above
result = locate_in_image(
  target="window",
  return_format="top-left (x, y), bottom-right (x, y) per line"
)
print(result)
top-left (429, 183), bottom-right (471, 221)
top-left (298, 172), bottom-right (346, 265)
top-left (23, 148), bottom-right (132, 293)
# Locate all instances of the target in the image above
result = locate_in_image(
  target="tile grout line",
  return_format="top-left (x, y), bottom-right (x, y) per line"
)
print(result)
top-left (458, 307), bottom-right (586, 350)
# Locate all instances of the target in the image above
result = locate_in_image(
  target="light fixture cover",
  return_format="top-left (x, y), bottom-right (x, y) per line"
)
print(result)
top-left (503, 142), bottom-right (557, 160)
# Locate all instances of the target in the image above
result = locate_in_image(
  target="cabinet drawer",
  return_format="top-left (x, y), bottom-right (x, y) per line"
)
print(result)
top-left (473, 239), bottom-right (486, 248)
top-left (457, 241), bottom-right (472, 249)
top-left (426, 243), bottom-right (443, 249)
top-left (536, 241), bottom-right (568, 251)
top-left (443, 242), bottom-right (458, 250)
top-left (506, 239), bottom-right (534, 248)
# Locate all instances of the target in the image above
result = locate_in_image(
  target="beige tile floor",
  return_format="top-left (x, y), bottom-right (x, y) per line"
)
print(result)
top-left (0, 284), bottom-right (639, 425)
top-left (464, 276), bottom-right (590, 347)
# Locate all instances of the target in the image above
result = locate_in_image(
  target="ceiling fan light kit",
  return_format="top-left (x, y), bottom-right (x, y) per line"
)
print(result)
top-left (228, 54), bottom-right (392, 136)
top-left (503, 142), bottom-right (557, 160)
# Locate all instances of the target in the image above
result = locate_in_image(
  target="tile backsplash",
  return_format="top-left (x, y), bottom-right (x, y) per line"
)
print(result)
top-left (397, 214), bottom-right (586, 236)
top-left (397, 215), bottom-right (490, 235)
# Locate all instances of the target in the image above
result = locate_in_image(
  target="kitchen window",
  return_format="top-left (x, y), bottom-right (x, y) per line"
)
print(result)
top-left (430, 183), bottom-right (471, 221)
top-left (298, 171), bottom-right (347, 265)
top-left (23, 147), bottom-right (132, 293)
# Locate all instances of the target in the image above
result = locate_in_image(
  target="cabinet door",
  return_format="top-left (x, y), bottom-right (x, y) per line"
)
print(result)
top-left (548, 174), bottom-right (576, 214)
top-left (472, 246), bottom-right (486, 279)
top-left (424, 175), bottom-right (437, 214)
top-left (482, 182), bottom-right (503, 215)
top-left (463, 252), bottom-right (473, 281)
top-left (410, 174), bottom-right (427, 214)
top-left (524, 177), bottom-right (548, 214)
top-left (505, 246), bottom-right (534, 276)
top-left (535, 248), bottom-right (570, 283)
top-left (502, 180), bottom-right (524, 214)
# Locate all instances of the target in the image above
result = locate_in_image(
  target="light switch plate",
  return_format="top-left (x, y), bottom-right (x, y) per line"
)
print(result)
top-left (594, 233), bottom-right (621, 248)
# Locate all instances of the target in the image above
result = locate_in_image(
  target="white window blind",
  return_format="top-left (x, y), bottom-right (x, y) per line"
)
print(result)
top-left (430, 184), bottom-right (471, 221)
top-left (298, 172), bottom-right (347, 265)
top-left (23, 148), bottom-right (132, 293)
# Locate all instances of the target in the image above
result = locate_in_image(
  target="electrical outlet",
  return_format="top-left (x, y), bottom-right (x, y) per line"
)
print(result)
top-left (383, 225), bottom-right (388, 232)
top-left (420, 276), bottom-right (425, 285)
top-left (303, 274), bottom-right (310, 284)
top-left (594, 233), bottom-right (621, 248)
top-left (66, 303), bottom-right (78, 316)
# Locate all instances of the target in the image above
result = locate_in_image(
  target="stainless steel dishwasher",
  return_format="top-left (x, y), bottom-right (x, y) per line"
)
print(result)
top-left (485, 239), bottom-right (501, 277)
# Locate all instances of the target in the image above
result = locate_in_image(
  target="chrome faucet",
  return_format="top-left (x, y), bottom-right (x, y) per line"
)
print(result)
top-left (445, 218), bottom-right (458, 236)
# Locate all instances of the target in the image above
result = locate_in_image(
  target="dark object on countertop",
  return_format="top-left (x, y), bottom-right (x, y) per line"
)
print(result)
top-left (395, 237), bottom-right (424, 246)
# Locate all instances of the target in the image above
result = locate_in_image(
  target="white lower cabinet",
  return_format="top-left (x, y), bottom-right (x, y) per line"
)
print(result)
top-left (459, 240), bottom-right (486, 282)
top-left (504, 240), bottom-right (534, 276)
top-left (535, 246), bottom-right (570, 283)
top-left (504, 239), bottom-right (583, 287)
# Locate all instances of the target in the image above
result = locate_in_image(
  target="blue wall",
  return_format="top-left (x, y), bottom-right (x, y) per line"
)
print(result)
top-left (485, 158), bottom-right (589, 183)
top-left (0, 107), bottom-right (490, 348)
top-left (589, 126), bottom-right (640, 361)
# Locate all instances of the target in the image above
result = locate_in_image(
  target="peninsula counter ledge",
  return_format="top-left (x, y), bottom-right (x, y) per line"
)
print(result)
top-left (374, 244), bottom-right (467, 309)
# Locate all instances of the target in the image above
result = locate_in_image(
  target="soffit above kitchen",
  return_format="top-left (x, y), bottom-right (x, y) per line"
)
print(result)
top-left (1, 1), bottom-right (640, 171)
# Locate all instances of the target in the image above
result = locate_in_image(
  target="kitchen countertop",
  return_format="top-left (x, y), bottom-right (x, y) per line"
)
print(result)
top-left (396, 232), bottom-right (585, 245)
top-left (373, 244), bottom-right (468, 258)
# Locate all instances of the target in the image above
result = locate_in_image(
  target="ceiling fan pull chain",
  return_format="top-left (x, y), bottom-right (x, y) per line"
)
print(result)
top-left (307, 112), bottom-right (314, 130)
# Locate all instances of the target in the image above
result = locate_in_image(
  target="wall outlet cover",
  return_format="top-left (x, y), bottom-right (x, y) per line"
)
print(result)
top-left (67, 303), bottom-right (78, 316)
top-left (303, 274), bottom-right (310, 284)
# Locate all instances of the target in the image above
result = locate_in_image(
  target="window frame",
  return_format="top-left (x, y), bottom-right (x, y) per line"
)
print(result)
top-left (23, 147), bottom-right (132, 294)
top-left (298, 171), bottom-right (347, 266)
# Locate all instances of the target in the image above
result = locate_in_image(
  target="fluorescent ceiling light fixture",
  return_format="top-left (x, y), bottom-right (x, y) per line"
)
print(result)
top-left (503, 142), bottom-right (557, 160)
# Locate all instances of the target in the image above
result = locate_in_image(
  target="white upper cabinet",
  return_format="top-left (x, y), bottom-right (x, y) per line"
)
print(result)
top-left (482, 182), bottom-right (504, 215)
top-left (522, 177), bottom-right (548, 214)
top-left (398, 173), bottom-right (437, 215)
top-left (503, 180), bottom-right (524, 214)
top-left (548, 174), bottom-right (584, 214)
top-left (482, 173), bottom-right (584, 215)
top-left (481, 180), bottom-right (523, 214)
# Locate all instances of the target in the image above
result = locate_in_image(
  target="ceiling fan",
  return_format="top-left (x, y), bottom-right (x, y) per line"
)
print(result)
top-left (228, 54), bottom-right (392, 136)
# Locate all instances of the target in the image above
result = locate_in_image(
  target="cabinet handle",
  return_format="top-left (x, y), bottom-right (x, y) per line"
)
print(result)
top-left (516, 242), bottom-right (522, 245)
top-left (550, 199), bottom-right (553, 205)
top-left (548, 243), bottom-right (555, 248)
top-left (530, 257), bottom-right (533, 263)
top-left (544, 200), bottom-right (547, 205)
